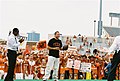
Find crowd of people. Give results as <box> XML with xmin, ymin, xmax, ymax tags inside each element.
<box><xmin>0</xmin><ymin>35</ymin><xmax>120</xmax><ymax>80</ymax></box>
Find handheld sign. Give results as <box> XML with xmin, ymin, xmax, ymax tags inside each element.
<box><xmin>80</xmin><ymin>63</ymin><xmax>91</xmax><ymax>72</ymax></box>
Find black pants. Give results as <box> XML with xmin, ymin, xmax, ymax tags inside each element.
<box><xmin>107</xmin><ymin>51</ymin><xmax>120</xmax><ymax>81</ymax></box>
<box><xmin>4</xmin><ymin>49</ymin><xmax>17</xmax><ymax>81</ymax></box>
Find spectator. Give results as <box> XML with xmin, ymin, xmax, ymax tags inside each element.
<box><xmin>104</xmin><ymin>58</ymin><xmax>113</xmax><ymax>78</ymax></box>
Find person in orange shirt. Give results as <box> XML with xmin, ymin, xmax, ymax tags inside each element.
<box><xmin>81</xmin><ymin>55</ymin><xmax>88</xmax><ymax>63</ymax></box>
<box><xmin>23</xmin><ymin>55</ymin><xmax>29</xmax><ymax>79</ymax></box>
<box><xmin>3</xmin><ymin>56</ymin><xmax>8</xmax><ymax>79</ymax></box>
<box><xmin>0</xmin><ymin>56</ymin><xmax>4</xmax><ymax>79</ymax></box>
<box><xmin>28</xmin><ymin>54</ymin><xmax>36</xmax><ymax>79</ymax></box>
<box><xmin>16</xmin><ymin>55</ymin><xmax>24</xmax><ymax>73</ymax></box>
<box><xmin>91</xmin><ymin>62</ymin><xmax>97</xmax><ymax>79</ymax></box>
<box><xmin>0</xmin><ymin>51</ymin><xmax>3</xmax><ymax>58</ymax></box>
<box><xmin>95</xmin><ymin>57</ymin><xmax>104</xmax><ymax>79</ymax></box>
<box><xmin>40</xmin><ymin>58</ymin><xmax>47</xmax><ymax>79</ymax></box>
<box><xmin>15</xmin><ymin>55</ymin><xmax>24</xmax><ymax>79</ymax></box>
<box><xmin>88</xmin><ymin>55</ymin><xmax>96</xmax><ymax>63</ymax></box>
<box><xmin>99</xmin><ymin>60</ymin><xmax>105</xmax><ymax>79</ymax></box>
<box><xmin>59</xmin><ymin>52</ymin><xmax>68</xmax><ymax>79</ymax></box>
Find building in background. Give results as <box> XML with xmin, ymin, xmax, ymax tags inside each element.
<box><xmin>103</xmin><ymin>26</ymin><xmax>120</xmax><ymax>37</ymax></box>
<box><xmin>27</xmin><ymin>31</ymin><xmax>40</xmax><ymax>42</ymax></box>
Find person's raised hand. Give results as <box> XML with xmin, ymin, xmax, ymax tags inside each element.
<box><xmin>19</xmin><ymin>38</ymin><xmax>24</xmax><ymax>43</ymax></box>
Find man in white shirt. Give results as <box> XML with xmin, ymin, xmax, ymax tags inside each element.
<box><xmin>107</xmin><ymin>36</ymin><xmax>120</xmax><ymax>81</ymax></box>
<box><xmin>4</xmin><ymin>28</ymin><xmax>24</xmax><ymax>81</ymax></box>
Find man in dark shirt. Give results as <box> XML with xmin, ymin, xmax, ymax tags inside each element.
<box><xmin>43</xmin><ymin>31</ymin><xmax>62</xmax><ymax>81</ymax></box>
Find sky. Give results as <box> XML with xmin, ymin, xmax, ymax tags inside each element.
<box><xmin>0</xmin><ymin>0</ymin><xmax>120</xmax><ymax>40</ymax></box>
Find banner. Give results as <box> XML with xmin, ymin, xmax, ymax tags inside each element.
<box><xmin>68</xmin><ymin>46</ymin><xmax>77</xmax><ymax>51</ymax></box>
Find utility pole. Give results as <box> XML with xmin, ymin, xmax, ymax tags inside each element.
<box><xmin>94</xmin><ymin>20</ymin><xmax>96</xmax><ymax>37</ymax></box>
<box><xmin>98</xmin><ymin>0</ymin><xmax>103</xmax><ymax>38</ymax></box>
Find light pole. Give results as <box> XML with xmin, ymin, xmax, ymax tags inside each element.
<box><xmin>98</xmin><ymin>0</ymin><xmax>103</xmax><ymax>38</ymax></box>
<box><xmin>94</xmin><ymin>20</ymin><xmax>96</xmax><ymax>37</ymax></box>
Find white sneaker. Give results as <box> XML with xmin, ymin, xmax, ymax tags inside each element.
<box><xmin>54</xmin><ymin>80</ymin><xmax>59</xmax><ymax>81</ymax></box>
<box><xmin>43</xmin><ymin>79</ymin><xmax>47</xmax><ymax>81</ymax></box>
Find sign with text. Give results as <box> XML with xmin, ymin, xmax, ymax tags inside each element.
<box><xmin>66</xmin><ymin>59</ymin><xmax>81</xmax><ymax>70</ymax></box>
<box><xmin>66</xmin><ymin>58</ymin><xmax>73</xmax><ymax>68</ymax></box>
<box><xmin>80</xmin><ymin>63</ymin><xmax>91</xmax><ymax>72</ymax></box>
